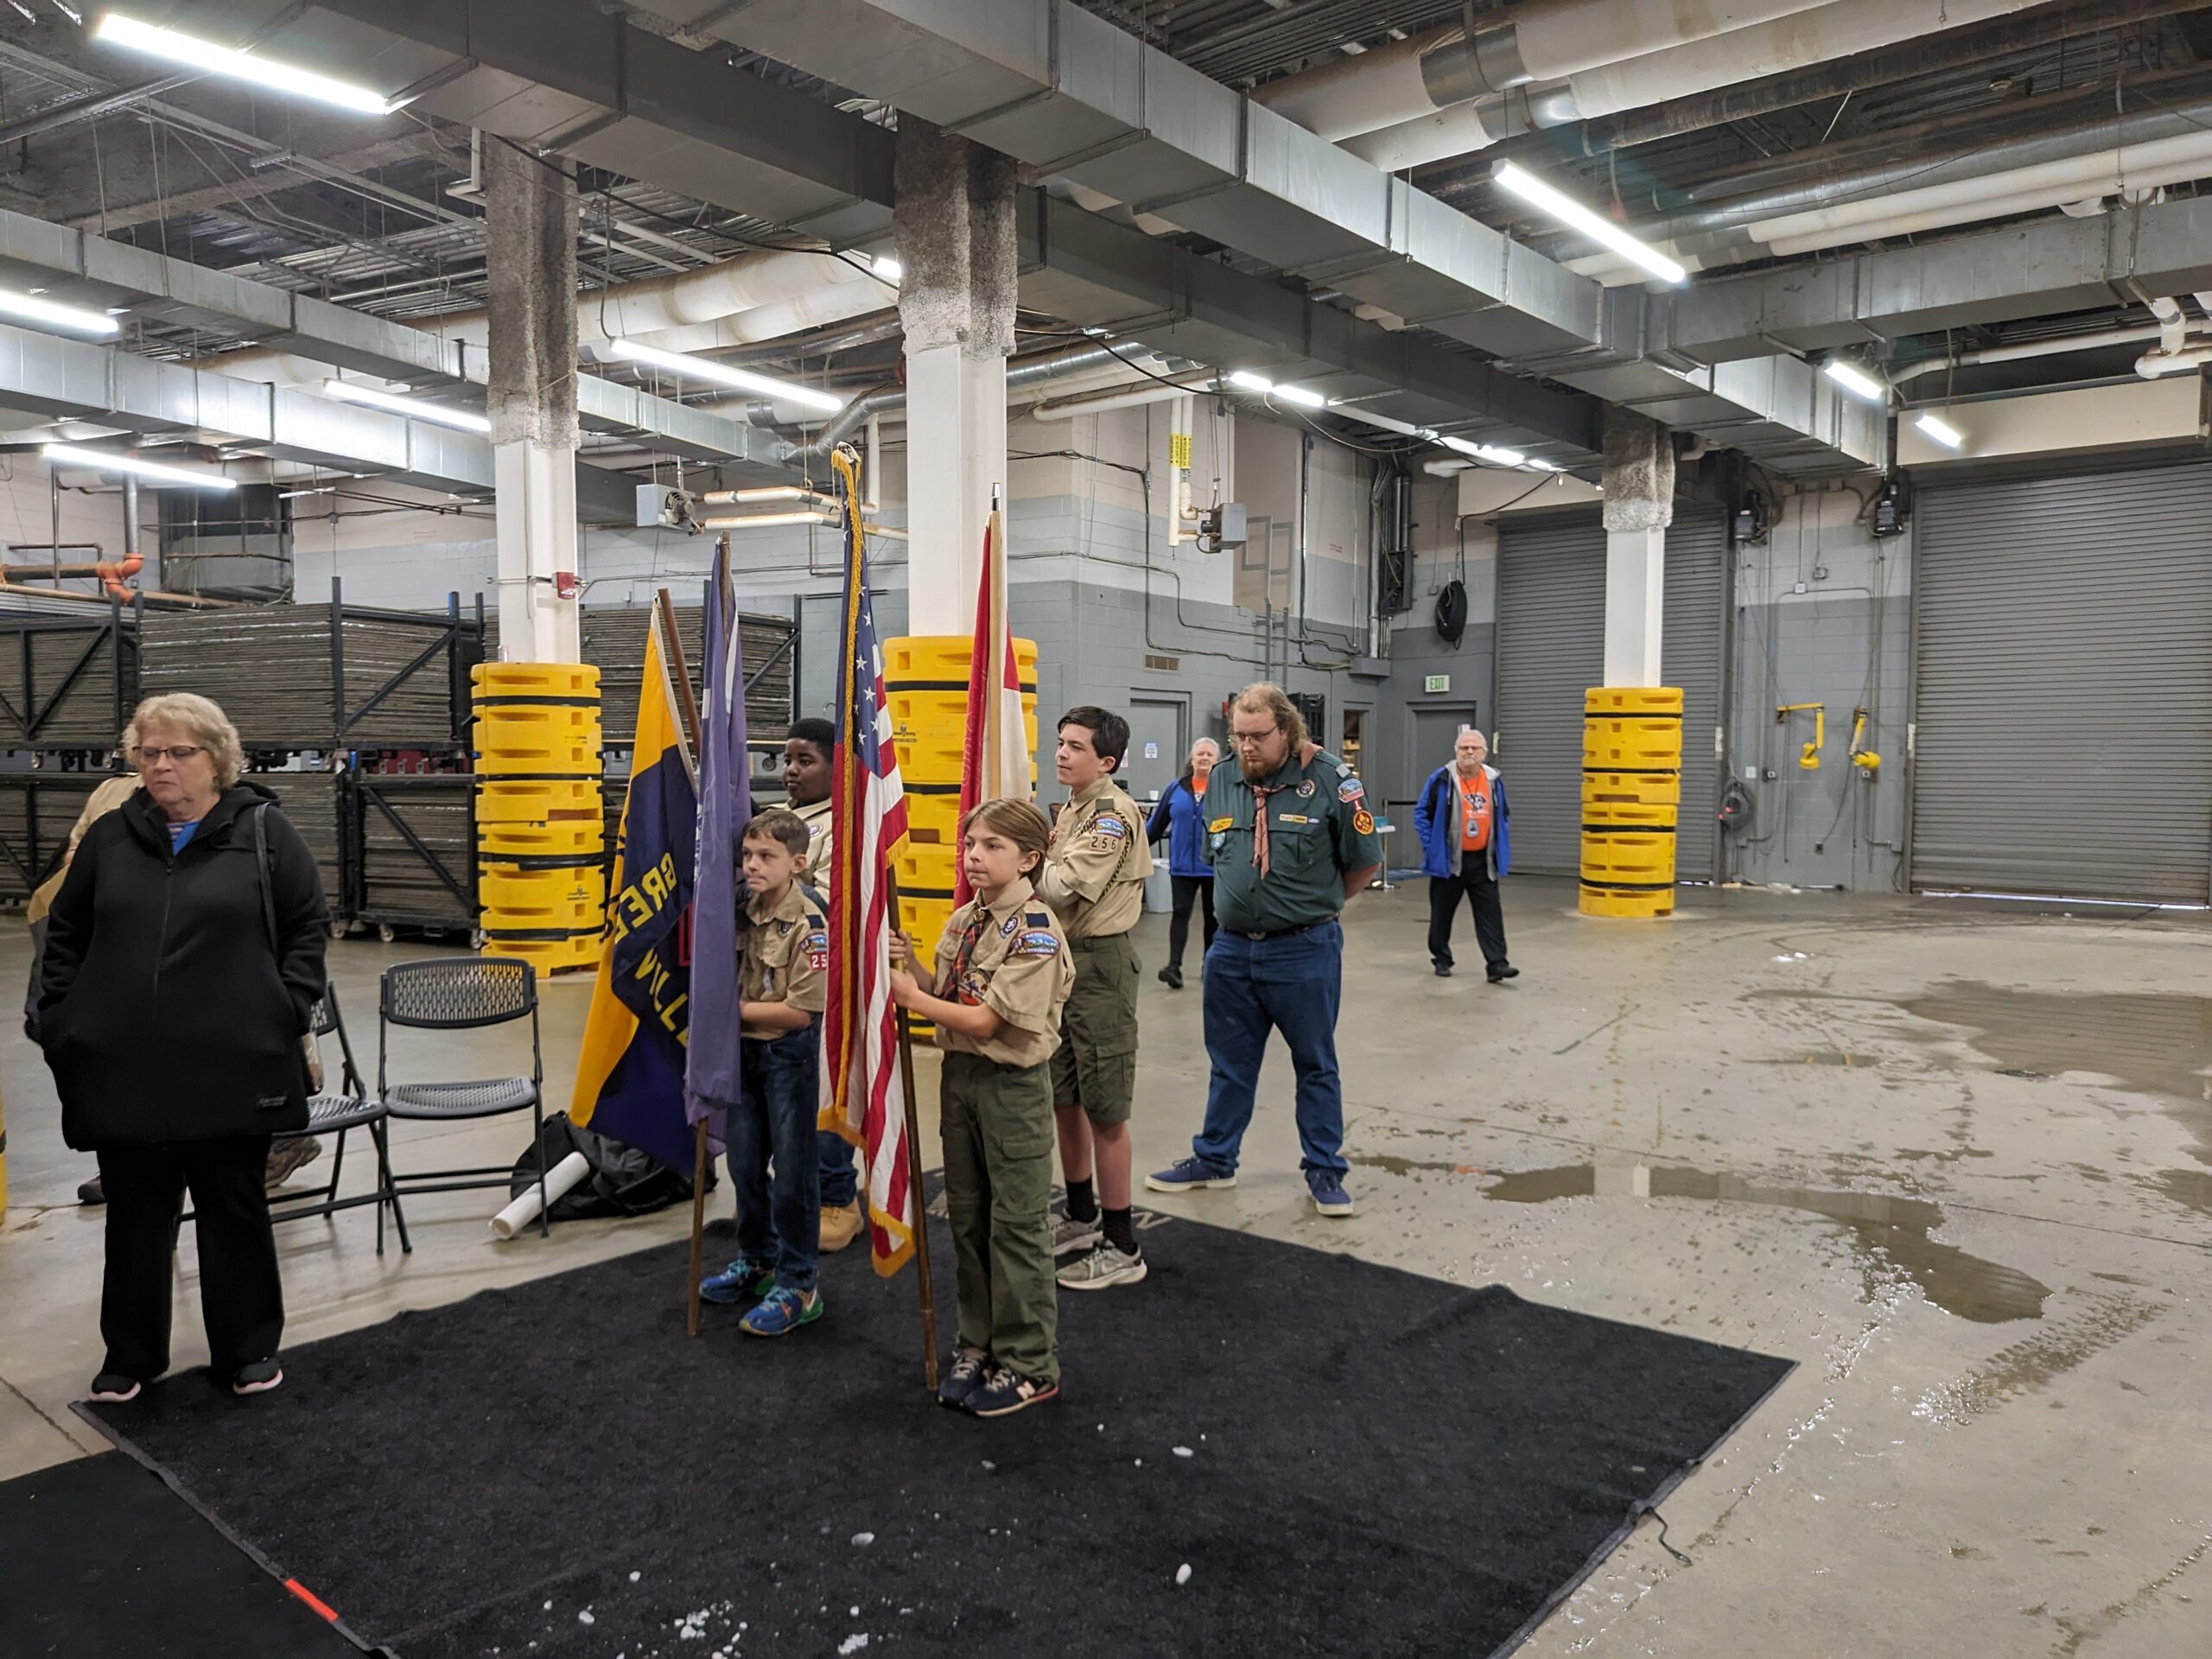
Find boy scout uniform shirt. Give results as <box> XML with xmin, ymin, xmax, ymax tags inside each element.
<box><xmin>930</xmin><ymin>874</ymin><xmax>1076</xmax><ymax>1070</ymax></box>
<box><xmin>1202</xmin><ymin>745</ymin><xmax>1384</xmax><ymax>934</ymax></box>
<box><xmin>791</xmin><ymin>797</ymin><xmax>833</xmax><ymax>893</ymax></box>
<box><xmin>1033</xmin><ymin>775</ymin><xmax>1147</xmax><ymax>940</ymax></box>
<box><xmin>740</xmin><ymin>881</ymin><xmax>829</xmax><ymax>1038</ymax></box>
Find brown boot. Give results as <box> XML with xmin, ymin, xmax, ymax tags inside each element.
<box><xmin>817</xmin><ymin>1198</ymin><xmax>865</xmax><ymax>1253</ymax></box>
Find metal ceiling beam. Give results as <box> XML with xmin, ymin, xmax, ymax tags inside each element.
<box><xmin>1662</xmin><ymin>195</ymin><xmax>2212</xmax><ymax>364</ymax></box>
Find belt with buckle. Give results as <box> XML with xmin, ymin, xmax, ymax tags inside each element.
<box><xmin>1236</xmin><ymin>916</ymin><xmax>1337</xmax><ymax>941</ymax></box>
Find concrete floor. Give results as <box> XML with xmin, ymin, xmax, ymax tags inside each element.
<box><xmin>3</xmin><ymin>878</ymin><xmax>2208</xmax><ymax>1656</ymax></box>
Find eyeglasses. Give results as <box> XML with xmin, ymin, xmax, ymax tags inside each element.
<box><xmin>1228</xmin><ymin>728</ymin><xmax>1280</xmax><ymax>748</ymax></box>
<box><xmin>134</xmin><ymin>745</ymin><xmax>205</xmax><ymax>764</ymax></box>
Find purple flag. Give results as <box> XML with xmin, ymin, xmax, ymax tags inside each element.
<box><xmin>683</xmin><ymin>546</ymin><xmax>747</xmax><ymax>1140</ymax></box>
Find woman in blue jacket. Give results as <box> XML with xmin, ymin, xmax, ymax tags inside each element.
<box><xmin>1144</xmin><ymin>736</ymin><xmax>1220</xmax><ymax>989</ymax></box>
<box><xmin>1412</xmin><ymin>728</ymin><xmax>1517</xmax><ymax>982</ymax></box>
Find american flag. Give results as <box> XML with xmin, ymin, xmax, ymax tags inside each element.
<box><xmin>820</xmin><ymin>448</ymin><xmax>915</xmax><ymax>1277</ymax></box>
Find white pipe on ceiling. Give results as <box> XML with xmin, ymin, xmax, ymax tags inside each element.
<box><xmin>1344</xmin><ymin>0</ymin><xmax>2045</xmax><ymax>173</ymax></box>
<box><xmin>1253</xmin><ymin>0</ymin><xmax>1840</xmax><ymax>143</ymax></box>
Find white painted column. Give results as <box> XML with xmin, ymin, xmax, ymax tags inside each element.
<box><xmin>904</xmin><ymin>340</ymin><xmax>988</xmax><ymax>632</ymax></box>
<box><xmin>1599</xmin><ymin>409</ymin><xmax>1675</xmax><ymax>687</ymax></box>
<box><xmin>485</xmin><ymin>136</ymin><xmax>582</xmax><ymax>662</ymax></box>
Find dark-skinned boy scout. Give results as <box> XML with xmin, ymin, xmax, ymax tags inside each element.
<box><xmin>1145</xmin><ymin>683</ymin><xmax>1381</xmax><ymax>1217</ymax></box>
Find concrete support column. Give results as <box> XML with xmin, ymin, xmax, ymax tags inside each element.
<box><xmin>486</xmin><ymin>137</ymin><xmax>581</xmax><ymax>663</ymax></box>
<box><xmin>895</xmin><ymin>121</ymin><xmax>1015</xmax><ymax>634</ymax></box>
<box><xmin>1600</xmin><ymin>410</ymin><xmax>1675</xmax><ymax>687</ymax></box>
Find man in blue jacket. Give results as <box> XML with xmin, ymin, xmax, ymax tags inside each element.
<box><xmin>1414</xmin><ymin>728</ymin><xmax>1518</xmax><ymax>982</ymax></box>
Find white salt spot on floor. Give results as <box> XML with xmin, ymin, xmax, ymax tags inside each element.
<box><xmin>838</xmin><ymin>1636</ymin><xmax>870</xmax><ymax>1656</ymax></box>
<box><xmin>1176</xmin><ymin>1564</ymin><xmax>1193</xmax><ymax>1586</ymax></box>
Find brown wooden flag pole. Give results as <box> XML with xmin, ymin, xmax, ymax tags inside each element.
<box><xmin>655</xmin><ymin>582</ymin><xmax>713</xmax><ymax>1338</ymax></box>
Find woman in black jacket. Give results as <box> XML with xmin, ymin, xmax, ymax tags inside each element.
<box><xmin>38</xmin><ymin>692</ymin><xmax>328</xmax><ymax>1402</ymax></box>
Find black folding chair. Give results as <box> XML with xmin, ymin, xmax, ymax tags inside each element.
<box><xmin>188</xmin><ymin>984</ymin><xmax>411</xmax><ymax>1255</ymax></box>
<box><xmin>378</xmin><ymin>957</ymin><xmax>548</xmax><ymax>1236</ymax></box>
<box><xmin>268</xmin><ymin>985</ymin><xmax>411</xmax><ymax>1255</ymax></box>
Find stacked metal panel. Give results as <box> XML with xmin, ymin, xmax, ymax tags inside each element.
<box><xmin>480</xmin><ymin>605</ymin><xmax>795</xmax><ymax>743</ymax></box>
<box><xmin>252</xmin><ymin>770</ymin><xmax>345</xmax><ymax>912</ymax></box>
<box><xmin>0</xmin><ymin>615</ymin><xmax>139</xmax><ymax>751</ymax></box>
<box><xmin>0</xmin><ymin>772</ymin><xmax>105</xmax><ymax>903</ymax></box>
<box><xmin>356</xmin><ymin>772</ymin><xmax>476</xmax><ymax>931</ymax></box>
<box><xmin>139</xmin><ymin>604</ymin><xmax>462</xmax><ymax>748</ymax></box>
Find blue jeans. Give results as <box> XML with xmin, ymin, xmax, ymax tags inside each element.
<box><xmin>817</xmin><ymin>1128</ymin><xmax>859</xmax><ymax>1209</ymax></box>
<box><xmin>728</xmin><ymin>1022</ymin><xmax>822</xmax><ymax>1293</ymax></box>
<box><xmin>1192</xmin><ymin>921</ymin><xmax>1347</xmax><ymax>1177</ymax></box>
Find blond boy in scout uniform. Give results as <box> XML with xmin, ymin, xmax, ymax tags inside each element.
<box><xmin>890</xmin><ymin>798</ymin><xmax>1074</xmax><ymax>1419</ymax></box>
<box><xmin>1033</xmin><ymin>706</ymin><xmax>1152</xmax><ymax>1291</ymax></box>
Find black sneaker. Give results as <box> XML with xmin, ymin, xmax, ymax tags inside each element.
<box><xmin>1158</xmin><ymin>964</ymin><xmax>1184</xmax><ymax>989</ymax></box>
<box><xmin>1433</xmin><ymin>962</ymin><xmax>1452</xmax><ymax>978</ymax></box>
<box><xmin>1487</xmin><ymin>963</ymin><xmax>1520</xmax><ymax>983</ymax></box>
<box><xmin>969</xmin><ymin>1366</ymin><xmax>1059</xmax><ymax>1418</ymax></box>
<box><xmin>938</xmin><ymin>1348</ymin><xmax>990</xmax><ymax>1412</ymax></box>
<box><xmin>230</xmin><ymin>1358</ymin><xmax>283</xmax><ymax>1396</ymax></box>
<box><xmin>87</xmin><ymin>1372</ymin><xmax>141</xmax><ymax>1403</ymax></box>
<box><xmin>77</xmin><ymin>1176</ymin><xmax>105</xmax><ymax>1205</ymax></box>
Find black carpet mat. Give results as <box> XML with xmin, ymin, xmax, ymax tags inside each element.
<box><xmin>79</xmin><ymin>1208</ymin><xmax>1791</xmax><ymax>1659</ymax></box>
<box><xmin>0</xmin><ymin>1451</ymin><xmax>359</xmax><ymax>1658</ymax></box>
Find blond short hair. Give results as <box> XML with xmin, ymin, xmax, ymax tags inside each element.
<box><xmin>124</xmin><ymin>693</ymin><xmax>245</xmax><ymax>787</ymax></box>
<box><xmin>1230</xmin><ymin>682</ymin><xmax>1307</xmax><ymax>752</ymax></box>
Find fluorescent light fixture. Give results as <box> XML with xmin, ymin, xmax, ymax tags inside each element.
<box><xmin>1821</xmin><ymin>358</ymin><xmax>1889</xmax><ymax>403</ymax></box>
<box><xmin>277</xmin><ymin>486</ymin><xmax>336</xmax><ymax>499</ymax></box>
<box><xmin>702</xmin><ymin>486</ymin><xmax>834</xmax><ymax>506</ymax></box>
<box><xmin>1225</xmin><ymin>368</ymin><xmax>1323</xmax><ymax>407</ymax></box>
<box><xmin>0</xmin><ymin>286</ymin><xmax>120</xmax><ymax>336</ymax></box>
<box><xmin>320</xmin><ymin>378</ymin><xmax>492</xmax><ymax>432</ymax></box>
<box><xmin>1914</xmin><ymin>412</ymin><xmax>1964</xmax><ymax>450</ymax></box>
<box><xmin>1523</xmin><ymin>457</ymin><xmax>1562</xmax><ymax>472</ymax></box>
<box><xmin>871</xmin><ymin>256</ymin><xmax>902</xmax><ymax>283</ymax></box>
<box><xmin>1440</xmin><ymin>435</ymin><xmax>1527</xmax><ymax>467</ymax></box>
<box><xmin>1492</xmin><ymin>161</ymin><xmax>1687</xmax><ymax>286</ymax></box>
<box><xmin>606</xmin><ymin>339</ymin><xmax>845</xmax><ymax>414</ymax></box>
<box><xmin>94</xmin><ymin>13</ymin><xmax>396</xmax><ymax>116</ymax></box>
<box><xmin>698</xmin><ymin>510</ymin><xmax>839</xmax><ymax>530</ymax></box>
<box><xmin>43</xmin><ymin>443</ymin><xmax>236</xmax><ymax>490</ymax></box>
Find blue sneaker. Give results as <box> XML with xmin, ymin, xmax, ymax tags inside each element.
<box><xmin>1306</xmin><ymin>1169</ymin><xmax>1356</xmax><ymax>1217</ymax></box>
<box><xmin>740</xmin><ymin>1285</ymin><xmax>824</xmax><ymax>1338</ymax></box>
<box><xmin>938</xmin><ymin>1347</ymin><xmax>990</xmax><ymax>1411</ymax></box>
<box><xmin>1144</xmin><ymin>1156</ymin><xmax>1236</xmax><ymax>1194</ymax></box>
<box><xmin>699</xmin><ymin>1255</ymin><xmax>773</xmax><ymax>1306</ymax></box>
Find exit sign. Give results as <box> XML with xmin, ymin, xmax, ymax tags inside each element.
<box><xmin>1424</xmin><ymin>674</ymin><xmax>1451</xmax><ymax>693</ymax></box>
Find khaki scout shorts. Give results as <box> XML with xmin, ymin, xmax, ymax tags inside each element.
<box><xmin>1049</xmin><ymin>931</ymin><xmax>1140</xmax><ymax>1126</ymax></box>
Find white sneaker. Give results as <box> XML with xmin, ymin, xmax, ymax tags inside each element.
<box><xmin>1057</xmin><ymin>1241</ymin><xmax>1148</xmax><ymax>1291</ymax></box>
<box><xmin>1052</xmin><ymin>1212</ymin><xmax>1104</xmax><ymax>1256</ymax></box>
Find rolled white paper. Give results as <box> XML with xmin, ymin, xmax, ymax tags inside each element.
<box><xmin>490</xmin><ymin>1150</ymin><xmax>592</xmax><ymax>1238</ymax></box>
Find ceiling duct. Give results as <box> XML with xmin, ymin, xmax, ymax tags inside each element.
<box><xmin>1253</xmin><ymin>0</ymin><xmax>1840</xmax><ymax>143</ymax></box>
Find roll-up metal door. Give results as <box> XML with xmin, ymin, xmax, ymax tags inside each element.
<box><xmin>1664</xmin><ymin>512</ymin><xmax>1727</xmax><ymax>880</ymax></box>
<box><xmin>1497</xmin><ymin>518</ymin><xmax>1605</xmax><ymax>874</ymax></box>
<box><xmin>1911</xmin><ymin>463</ymin><xmax>2212</xmax><ymax>903</ymax></box>
<box><xmin>1496</xmin><ymin>512</ymin><xmax>1729</xmax><ymax>878</ymax></box>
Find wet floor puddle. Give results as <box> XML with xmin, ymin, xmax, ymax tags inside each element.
<box><xmin>1903</xmin><ymin>982</ymin><xmax>2212</xmax><ymax>1110</ymax></box>
<box><xmin>1482</xmin><ymin>1163</ymin><xmax>2050</xmax><ymax>1323</ymax></box>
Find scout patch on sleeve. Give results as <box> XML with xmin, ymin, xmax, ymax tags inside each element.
<box><xmin>1353</xmin><ymin>808</ymin><xmax>1376</xmax><ymax>835</ymax></box>
<box><xmin>1093</xmin><ymin>815</ymin><xmax>1128</xmax><ymax>840</ymax></box>
<box><xmin>1208</xmin><ymin>817</ymin><xmax>1233</xmax><ymax>833</ymax></box>
<box><xmin>1338</xmin><ymin>776</ymin><xmax>1365</xmax><ymax>803</ymax></box>
<box><xmin>1018</xmin><ymin>930</ymin><xmax>1062</xmax><ymax>957</ymax></box>
<box><xmin>805</xmin><ymin>929</ymin><xmax>830</xmax><ymax>971</ymax></box>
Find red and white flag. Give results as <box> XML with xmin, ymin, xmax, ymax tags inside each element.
<box><xmin>820</xmin><ymin>448</ymin><xmax>916</xmax><ymax>1277</ymax></box>
<box><xmin>954</xmin><ymin>504</ymin><xmax>1031</xmax><ymax>904</ymax></box>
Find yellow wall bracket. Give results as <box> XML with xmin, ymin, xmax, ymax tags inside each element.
<box><xmin>1777</xmin><ymin>702</ymin><xmax>1825</xmax><ymax>770</ymax></box>
<box><xmin>1848</xmin><ymin>707</ymin><xmax>1882</xmax><ymax>771</ymax></box>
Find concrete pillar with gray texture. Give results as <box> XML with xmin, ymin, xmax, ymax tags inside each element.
<box><xmin>895</xmin><ymin>121</ymin><xmax>1015</xmax><ymax>634</ymax></box>
<box><xmin>1601</xmin><ymin>408</ymin><xmax>1675</xmax><ymax>687</ymax></box>
<box><xmin>486</xmin><ymin>137</ymin><xmax>582</xmax><ymax>663</ymax></box>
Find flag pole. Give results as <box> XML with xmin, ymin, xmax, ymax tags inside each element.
<box><xmin>885</xmin><ymin>870</ymin><xmax>941</xmax><ymax>1391</ymax></box>
<box><xmin>656</xmin><ymin>581</ymin><xmax>712</xmax><ymax>1338</ymax></box>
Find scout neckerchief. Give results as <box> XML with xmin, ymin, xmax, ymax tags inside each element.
<box><xmin>1249</xmin><ymin>741</ymin><xmax>1322</xmax><ymax>878</ymax></box>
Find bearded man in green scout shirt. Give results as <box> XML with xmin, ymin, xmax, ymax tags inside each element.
<box><xmin>1145</xmin><ymin>682</ymin><xmax>1382</xmax><ymax>1217</ymax></box>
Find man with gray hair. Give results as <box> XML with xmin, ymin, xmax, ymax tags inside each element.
<box><xmin>1413</xmin><ymin>727</ymin><xmax>1516</xmax><ymax>982</ymax></box>
<box><xmin>1146</xmin><ymin>683</ymin><xmax>1382</xmax><ymax>1217</ymax></box>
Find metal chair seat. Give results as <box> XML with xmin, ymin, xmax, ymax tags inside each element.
<box><xmin>385</xmin><ymin>1077</ymin><xmax>537</xmax><ymax>1118</ymax></box>
<box><xmin>300</xmin><ymin>1092</ymin><xmax>387</xmax><ymax>1135</ymax></box>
